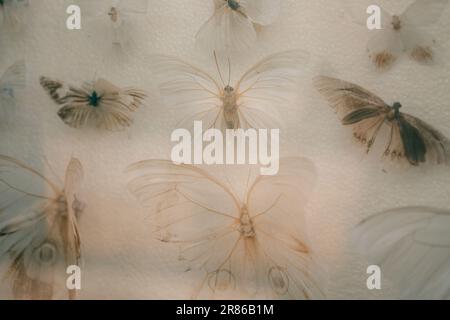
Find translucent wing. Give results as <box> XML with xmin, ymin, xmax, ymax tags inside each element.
<box><xmin>0</xmin><ymin>60</ymin><xmax>26</xmax><ymax>108</ymax></box>
<box><xmin>117</xmin><ymin>0</ymin><xmax>148</xmax><ymax>14</ymax></box>
<box><xmin>400</xmin><ymin>26</ymin><xmax>437</xmax><ymax>64</ymax></box>
<box><xmin>315</xmin><ymin>76</ymin><xmax>391</xmax><ymax>153</ymax></box>
<box><xmin>401</xmin><ymin>0</ymin><xmax>448</xmax><ymax>27</ymax></box>
<box><xmin>243</xmin><ymin>158</ymin><xmax>324</xmax><ymax>299</ymax></box>
<box><xmin>353</xmin><ymin>207</ymin><xmax>450</xmax><ymax>299</ymax></box>
<box><xmin>0</xmin><ymin>0</ymin><xmax>28</xmax><ymax>29</ymax></box>
<box><xmin>367</xmin><ymin>28</ymin><xmax>404</xmax><ymax>70</ymax></box>
<box><xmin>239</xmin><ymin>0</ymin><xmax>281</xmax><ymax>26</ymax></box>
<box><xmin>0</xmin><ymin>156</ymin><xmax>83</xmax><ymax>299</ymax></box>
<box><xmin>397</xmin><ymin>113</ymin><xmax>450</xmax><ymax>165</ymax></box>
<box><xmin>235</xmin><ymin>50</ymin><xmax>309</xmax><ymax>129</ymax></box>
<box><xmin>343</xmin><ymin>1</ymin><xmax>392</xmax><ymax>27</ymax></box>
<box><xmin>196</xmin><ymin>4</ymin><xmax>257</xmax><ymax>53</ymax></box>
<box><xmin>149</xmin><ymin>55</ymin><xmax>223</xmax><ymax>130</ymax></box>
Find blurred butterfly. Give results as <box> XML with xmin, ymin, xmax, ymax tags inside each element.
<box><xmin>1</xmin><ymin>60</ymin><xmax>25</xmax><ymax>113</ymax></box>
<box><xmin>150</xmin><ymin>50</ymin><xmax>308</xmax><ymax>131</ymax></box>
<box><xmin>80</xmin><ymin>0</ymin><xmax>148</xmax><ymax>46</ymax></box>
<box><xmin>0</xmin><ymin>0</ymin><xmax>28</xmax><ymax>30</ymax></box>
<box><xmin>196</xmin><ymin>0</ymin><xmax>281</xmax><ymax>53</ymax></box>
<box><xmin>127</xmin><ymin>158</ymin><xmax>325</xmax><ymax>299</ymax></box>
<box><xmin>40</xmin><ymin>77</ymin><xmax>146</xmax><ymax>131</ymax></box>
<box><xmin>353</xmin><ymin>206</ymin><xmax>450</xmax><ymax>299</ymax></box>
<box><xmin>315</xmin><ymin>76</ymin><xmax>450</xmax><ymax>166</ymax></box>
<box><xmin>350</xmin><ymin>0</ymin><xmax>448</xmax><ymax>69</ymax></box>
<box><xmin>0</xmin><ymin>155</ymin><xmax>84</xmax><ymax>300</ymax></box>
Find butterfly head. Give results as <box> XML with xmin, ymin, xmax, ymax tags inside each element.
<box><xmin>392</xmin><ymin>15</ymin><xmax>402</xmax><ymax>31</ymax></box>
<box><xmin>88</xmin><ymin>91</ymin><xmax>102</xmax><ymax>107</ymax></box>
<box><xmin>108</xmin><ymin>7</ymin><xmax>118</xmax><ymax>23</ymax></box>
<box><xmin>389</xmin><ymin>102</ymin><xmax>402</xmax><ymax>119</ymax></box>
<box><xmin>226</xmin><ymin>0</ymin><xmax>240</xmax><ymax>11</ymax></box>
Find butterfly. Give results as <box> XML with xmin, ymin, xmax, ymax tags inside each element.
<box><xmin>196</xmin><ymin>0</ymin><xmax>281</xmax><ymax>53</ymax></box>
<box><xmin>80</xmin><ymin>0</ymin><xmax>148</xmax><ymax>46</ymax></box>
<box><xmin>353</xmin><ymin>206</ymin><xmax>450</xmax><ymax>299</ymax></box>
<box><xmin>40</xmin><ymin>77</ymin><xmax>146</xmax><ymax>131</ymax></box>
<box><xmin>150</xmin><ymin>50</ymin><xmax>308</xmax><ymax>131</ymax></box>
<box><xmin>1</xmin><ymin>60</ymin><xmax>25</xmax><ymax>113</ymax></box>
<box><xmin>0</xmin><ymin>0</ymin><xmax>28</xmax><ymax>30</ymax></box>
<box><xmin>127</xmin><ymin>158</ymin><xmax>325</xmax><ymax>299</ymax></box>
<box><xmin>0</xmin><ymin>155</ymin><xmax>84</xmax><ymax>300</ymax></box>
<box><xmin>351</xmin><ymin>0</ymin><xmax>448</xmax><ymax>69</ymax></box>
<box><xmin>315</xmin><ymin>76</ymin><xmax>450</xmax><ymax>167</ymax></box>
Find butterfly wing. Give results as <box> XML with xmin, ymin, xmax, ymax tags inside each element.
<box><xmin>0</xmin><ymin>0</ymin><xmax>28</xmax><ymax>29</ymax></box>
<box><xmin>239</xmin><ymin>0</ymin><xmax>281</xmax><ymax>26</ymax></box>
<box><xmin>367</xmin><ymin>28</ymin><xmax>404</xmax><ymax>70</ymax></box>
<box><xmin>0</xmin><ymin>156</ymin><xmax>82</xmax><ymax>299</ymax></box>
<box><xmin>117</xmin><ymin>0</ymin><xmax>148</xmax><ymax>14</ymax></box>
<box><xmin>401</xmin><ymin>0</ymin><xmax>448</xmax><ymax>27</ymax></box>
<box><xmin>149</xmin><ymin>55</ymin><xmax>224</xmax><ymax>130</ymax></box>
<box><xmin>315</xmin><ymin>76</ymin><xmax>391</xmax><ymax>152</ymax></box>
<box><xmin>0</xmin><ymin>60</ymin><xmax>25</xmax><ymax>109</ymax></box>
<box><xmin>243</xmin><ymin>158</ymin><xmax>324</xmax><ymax>299</ymax></box>
<box><xmin>196</xmin><ymin>3</ymin><xmax>256</xmax><ymax>53</ymax></box>
<box><xmin>353</xmin><ymin>207</ymin><xmax>450</xmax><ymax>299</ymax></box>
<box><xmin>235</xmin><ymin>50</ymin><xmax>309</xmax><ymax>129</ymax></box>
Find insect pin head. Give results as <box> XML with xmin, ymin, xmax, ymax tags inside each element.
<box><xmin>88</xmin><ymin>90</ymin><xmax>101</xmax><ymax>107</ymax></box>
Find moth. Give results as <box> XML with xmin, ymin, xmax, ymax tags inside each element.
<box><xmin>0</xmin><ymin>0</ymin><xmax>28</xmax><ymax>30</ymax></box>
<box><xmin>127</xmin><ymin>158</ymin><xmax>325</xmax><ymax>299</ymax></box>
<box><xmin>150</xmin><ymin>50</ymin><xmax>308</xmax><ymax>131</ymax></box>
<box><xmin>353</xmin><ymin>206</ymin><xmax>450</xmax><ymax>299</ymax></box>
<box><xmin>196</xmin><ymin>0</ymin><xmax>281</xmax><ymax>53</ymax></box>
<box><xmin>0</xmin><ymin>155</ymin><xmax>84</xmax><ymax>300</ymax></box>
<box><xmin>0</xmin><ymin>60</ymin><xmax>26</xmax><ymax>113</ymax></box>
<box><xmin>352</xmin><ymin>0</ymin><xmax>448</xmax><ymax>69</ymax></box>
<box><xmin>315</xmin><ymin>76</ymin><xmax>450</xmax><ymax>166</ymax></box>
<box><xmin>40</xmin><ymin>77</ymin><xmax>146</xmax><ymax>131</ymax></box>
<box><xmin>80</xmin><ymin>0</ymin><xmax>148</xmax><ymax>46</ymax></box>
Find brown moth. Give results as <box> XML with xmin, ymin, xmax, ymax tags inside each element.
<box><xmin>315</xmin><ymin>76</ymin><xmax>450</xmax><ymax>166</ymax></box>
<box><xmin>40</xmin><ymin>77</ymin><xmax>146</xmax><ymax>131</ymax></box>
<box><xmin>0</xmin><ymin>156</ymin><xmax>84</xmax><ymax>299</ymax></box>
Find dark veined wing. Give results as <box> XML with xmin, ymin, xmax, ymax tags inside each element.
<box><xmin>353</xmin><ymin>207</ymin><xmax>450</xmax><ymax>299</ymax></box>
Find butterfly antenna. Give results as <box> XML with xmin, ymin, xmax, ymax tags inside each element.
<box><xmin>214</xmin><ymin>51</ymin><xmax>226</xmax><ymax>87</ymax></box>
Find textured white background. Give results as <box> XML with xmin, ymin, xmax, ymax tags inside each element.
<box><xmin>0</xmin><ymin>0</ymin><xmax>449</xmax><ymax>299</ymax></box>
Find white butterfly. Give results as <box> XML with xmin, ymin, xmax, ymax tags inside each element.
<box><xmin>0</xmin><ymin>60</ymin><xmax>25</xmax><ymax>113</ymax></box>
<box><xmin>196</xmin><ymin>0</ymin><xmax>281</xmax><ymax>53</ymax></box>
<box><xmin>0</xmin><ymin>0</ymin><xmax>28</xmax><ymax>30</ymax></box>
<box><xmin>40</xmin><ymin>77</ymin><xmax>146</xmax><ymax>131</ymax></box>
<box><xmin>80</xmin><ymin>0</ymin><xmax>148</xmax><ymax>46</ymax></box>
<box><xmin>353</xmin><ymin>207</ymin><xmax>450</xmax><ymax>299</ymax></box>
<box><xmin>0</xmin><ymin>156</ymin><xmax>84</xmax><ymax>300</ymax></box>
<box><xmin>127</xmin><ymin>158</ymin><xmax>325</xmax><ymax>299</ymax></box>
<box><xmin>150</xmin><ymin>50</ymin><xmax>308</xmax><ymax>131</ymax></box>
<box><xmin>350</xmin><ymin>0</ymin><xmax>448</xmax><ymax>69</ymax></box>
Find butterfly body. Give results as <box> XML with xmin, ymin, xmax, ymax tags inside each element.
<box><xmin>221</xmin><ymin>85</ymin><xmax>240</xmax><ymax>129</ymax></box>
<box><xmin>316</xmin><ymin>76</ymin><xmax>450</xmax><ymax>166</ymax></box>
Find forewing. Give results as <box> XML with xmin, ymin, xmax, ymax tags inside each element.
<box><xmin>239</xmin><ymin>0</ymin><xmax>281</xmax><ymax>25</ymax></box>
<box><xmin>367</xmin><ymin>29</ymin><xmax>404</xmax><ymax>70</ymax></box>
<box><xmin>401</xmin><ymin>0</ymin><xmax>448</xmax><ymax>27</ymax></box>
<box><xmin>353</xmin><ymin>207</ymin><xmax>450</xmax><ymax>299</ymax></box>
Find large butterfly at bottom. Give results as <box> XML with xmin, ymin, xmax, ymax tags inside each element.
<box><xmin>315</xmin><ymin>76</ymin><xmax>450</xmax><ymax>166</ymax></box>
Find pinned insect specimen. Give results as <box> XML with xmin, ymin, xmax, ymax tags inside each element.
<box><xmin>0</xmin><ymin>60</ymin><xmax>25</xmax><ymax>114</ymax></box>
<box><xmin>196</xmin><ymin>0</ymin><xmax>281</xmax><ymax>53</ymax></box>
<box><xmin>80</xmin><ymin>0</ymin><xmax>148</xmax><ymax>46</ymax></box>
<box><xmin>127</xmin><ymin>158</ymin><xmax>324</xmax><ymax>299</ymax></box>
<box><xmin>0</xmin><ymin>156</ymin><xmax>84</xmax><ymax>300</ymax></box>
<box><xmin>315</xmin><ymin>76</ymin><xmax>450</xmax><ymax>166</ymax></box>
<box><xmin>351</xmin><ymin>0</ymin><xmax>448</xmax><ymax>69</ymax></box>
<box><xmin>353</xmin><ymin>206</ymin><xmax>450</xmax><ymax>299</ymax></box>
<box><xmin>0</xmin><ymin>0</ymin><xmax>28</xmax><ymax>30</ymax></box>
<box><xmin>40</xmin><ymin>77</ymin><xmax>146</xmax><ymax>131</ymax></box>
<box><xmin>150</xmin><ymin>50</ymin><xmax>308</xmax><ymax>131</ymax></box>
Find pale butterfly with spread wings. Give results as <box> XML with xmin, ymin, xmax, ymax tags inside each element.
<box><xmin>40</xmin><ymin>77</ymin><xmax>146</xmax><ymax>131</ymax></box>
<box><xmin>349</xmin><ymin>0</ymin><xmax>448</xmax><ymax>69</ymax></box>
<box><xmin>315</xmin><ymin>76</ymin><xmax>450</xmax><ymax>167</ymax></box>
<box><xmin>0</xmin><ymin>156</ymin><xmax>84</xmax><ymax>300</ymax></box>
<box><xmin>353</xmin><ymin>207</ymin><xmax>450</xmax><ymax>299</ymax></box>
<box><xmin>0</xmin><ymin>0</ymin><xmax>28</xmax><ymax>30</ymax></box>
<box><xmin>127</xmin><ymin>158</ymin><xmax>325</xmax><ymax>299</ymax></box>
<box><xmin>79</xmin><ymin>0</ymin><xmax>148</xmax><ymax>46</ymax></box>
<box><xmin>150</xmin><ymin>50</ymin><xmax>308</xmax><ymax>131</ymax></box>
<box><xmin>196</xmin><ymin>0</ymin><xmax>281</xmax><ymax>53</ymax></box>
<box><xmin>0</xmin><ymin>60</ymin><xmax>26</xmax><ymax>116</ymax></box>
